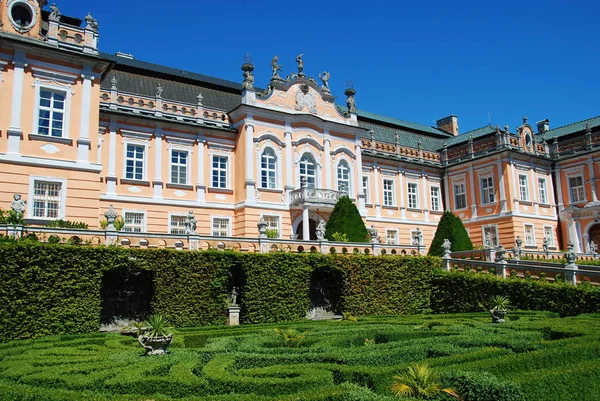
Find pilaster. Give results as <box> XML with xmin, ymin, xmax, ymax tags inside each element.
<box><xmin>284</xmin><ymin>128</ymin><xmax>294</xmax><ymax>202</ymax></box>
<box><xmin>373</xmin><ymin>166</ymin><xmax>381</xmax><ymax>218</ymax></box>
<box><xmin>106</xmin><ymin>121</ymin><xmax>117</xmax><ymax>195</ymax></box>
<box><xmin>355</xmin><ymin>142</ymin><xmax>366</xmax><ymax>214</ymax></box>
<box><xmin>468</xmin><ymin>166</ymin><xmax>477</xmax><ymax>218</ymax></box>
<box><xmin>196</xmin><ymin>135</ymin><xmax>206</xmax><ymax>203</ymax></box>
<box><xmin>422</xmin><ymin>173</ymin><xmax>429</xmax><ymax>221</ymax></box>
<box><xmin>324</xmin><ymin>132</ymin><xmax>332</xmax><ymax>189</ymax></box>
<box><xmin>245</xmin><ymin>122</ymin><xmax>256</xmax><ymax>203</ymax></box>
<box><xmin>7</xmin><ymin>51</ymin><xmax>27</xmax><ymax>155</ymax></box>
<box><xmin>77</xmin><ymin>66</ymin><xmax>94</xmax><ymax>163</ymax></box>
<box><xmin>497</xmin><ymin>160</ymin><xmax>507</xmax><ymax>212</ymax></box>
<box><xmin>153</xmin><ymin>128</ymin><xmax>163</xmax><ymax>199</ymax></box>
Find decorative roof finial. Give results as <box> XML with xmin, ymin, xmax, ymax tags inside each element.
<box><xmin>504</xmin><ymin>124</ymin><xmax>510</xmax><ymax>133</ymax></box>
<box><xmin>49</xmin><ymin>3</ymin><xmax>61</xmax><ymax>22</ymax></box>
<box><xmin>196</xmin><ymin>92</ymin><xmax>203</xmax><ymax>106</ymax></box>
<box><xmin>241</xmin><ymin>56</ymin><xmax>255</xmax><ymax>91</ymax></box>
<box><xmin>296</xmin><ymin>54</ymin><xmax>304</xmax><ymax>77</ymax></box>
<box><xmin>586</xmin><ymin>122</ymin><xmax>592</xmax><ymax>134</ymax></box>
<box><xmin>84</xmin><ymin>12</ymin><xmax>99</xmax><ymax>31</ymax></box>
<box><xmin>155</xmin><ymin>83</ymin><xmax>163</xmax><ymax>98</ymax></box>
<box><xmin>522</xmin><ymin>115</ymin><xmax>528</xmax><ymax>124</ymax></box>
<box><xmin>318</xmin><ymin>71</ymin><xmax>331</xmax><ymax>94</ymax></box>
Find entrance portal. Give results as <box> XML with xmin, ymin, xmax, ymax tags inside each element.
<box><xmin>589</xmin><ymin>223</ymin><xmax>600</xmax><ymax>250</ymax></box>
<box><xmin>295</xmin><ymin>218</ymin><xmax>319</xmax><ymax>240</ymax></box>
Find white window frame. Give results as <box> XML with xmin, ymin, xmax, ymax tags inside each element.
<box><xmin>122</xmin><ymin>209</ymin><xmax>147</xmax><ymax>233</ymax></box>
<box><xmin>383</xmin><ymin>178</ymin><xmax>395</xmax><ymax>206</ymax></box>
<box><xmin>362</xmin><ymin>176</ymin><xmax>370</xmax><ymax>204</ymax></box>
<box><xmin>524</xmin><ymin>223</ymin><xmax>535</xmax><ymax>246</ymax></box>
<box><xmin>568</xmin><ymin>175</ymin><xmax>585</xmax><ymax>203</ymax></box>
<box><xmin>169</xmin><ymin>148</ymin><xmax>190</xmax><ymax>185</ymax></box>
<box><xmin>454</xmin><ymin>182</ymin><xmax>467</xmax><ymax>210</ymax></box>
<box><xmin>336</xmin><ymin>159</ymin><xmax>352</xmax><ymax>196</ymax></box>
<box><xmin>518</xmin><ymin>174</ymin><xmax>530</xmax><ymax>201</ymax></box>
<box><xmin>123</xmin><ymin>141</ymin><xmax>148</xmax><ymax>181</ymax></box>
<box><xmin>430</xmin><ymin>186</ymin><xmax>441</xmax><ymax>211</ymax></box>
<box><xmin>259</xmin><ymin>147</ymin><xmax>279</xmax><ymax>190</ymax></box>
<box><xmin>27</xmin><ymin>176</ymin><xmax>67</xmax><ymax>219</ymax></box>
<box><xmin>261</xmin><ymin>214</ymin><xmax>281</xmax><ymax>238</ymax></box>
<box><xmin>481</xmin><ymin>224</ymin><xmax>499</xmax><ymax>247</ymax></box>
<box><xmin>168</xmin><ymin>213</ymin><xmax>187</xmax><ymax>234</ymax></box>
<box><xmin>407</xmin><ymin>181</ymin><xmax>419</xmax><ymax>209</ymax></box>
<box><xmin>211</xmin><ymin>154</ymin><xmax>230</xmax><ymax>189</ymax></box>
<box><xmin>32</xmin><ymin>83</ymin><xmax>72</xmax><ymax>138</ymax></box>
<box><xmin>211</xmin><ymin>216</ymin><xmax>231</xmax><ymax>237</ymax></box>
<box><xmin>386</xmin><ymin>229</ymin><xmax>398</xmax><ymax>245</ymax></box>
<box><xmin>298</xmin><ymin>152</ymin><xmax>318</xmax><ymax>189</ymax></box>
<box><xmin>543</xmin><ymin>225</ymin><xmax>555</xmax><ymax>248</ymax></box>
<box><xmin>538</xmin><ymin>177</ymin><xmax>548</xmax><ymax>204</ymax></box>
<box><xmin>480</xmin><ymin>176</ymin><xmax>495</xmax><ymax>204</ymax></box>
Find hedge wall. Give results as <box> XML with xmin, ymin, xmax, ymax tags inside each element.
<box><xmin>431</xmin><ymin>270</ymin><xmax>600</xmax><ymax>316</ymax></box>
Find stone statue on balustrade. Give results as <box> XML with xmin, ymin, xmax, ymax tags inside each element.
<box><xmin>442</xmin><ymin>238</ymin><xmax>451</xmax><ymax>258</ymax></box>
<box><xmin>590</xmin><ymin>240</ymin><xmax>597</xmax><ymax>254</ymax></box>
<box><xmin>495</xmin><ymin>245</ymin><xmax>507</xmax><ymax>262</ymax></box>
<box><xmin>413</xmin><ymin>227</ymin><xmax>423</xmax><ymax>246</ymax></box>
<box><xmin>542</xmin><ymin>236</ymin><xmax>549</xmax><ymax>253</ymax></box>
<box><xmin>512</xmin><ymin>236</ymin><xmax>523</xmax><ymax>260</ymax></box>
<box><xmin>565</xmin><ymin>241</ymin><xmax>577</xmax><ymax>266</ymax></box>
<box><xmin>10</xmin><ymin>194</ymin><xmax>26</xmax><ymax>216</ymax></box>
<box><xmin>184</xmin><ymin>210</ymin><xmax>197</xmax><ymax>234</ymax></box>
<box><xmin>367</xmin><ymin>225</ymin><xmax>379</xmax><ymax>244</ymax></box>
<box><xmin>316</xmin><ymin>219</ymin><xmax>326</xmax><ymax>241</ymax></box>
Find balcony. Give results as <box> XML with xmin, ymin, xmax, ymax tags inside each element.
<box><xmin>289</xmin><ymin>188</ymin><xmax>344</xmax><ymax>209</ymax></box>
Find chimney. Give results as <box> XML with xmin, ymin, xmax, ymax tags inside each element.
<box><xmin>437</xmin><ymin>115</ymin><xmax>459</xmax><ymax>136</ymax></box>
<box><xmin>115</xmin><ymin>51</ymin><xmax>135</xmax><ymax>60</ymax></box>
<box><xmin>536</xmin><ymin>119</ymin><xmax>550</xmax><ymax>134</ymax></box>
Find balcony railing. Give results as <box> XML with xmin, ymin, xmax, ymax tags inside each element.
<box><xmin>289</xmin><ymin>188</ymin><xmax>344</xmax><ymax>208</ymax></box>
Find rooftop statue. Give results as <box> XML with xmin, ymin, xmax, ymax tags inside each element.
<box><xmin>271</xmin><ymin>56</ymin><xmax>282</xmax><ymax>81</ymax></box>
<box><xmin>84</xmin><ymin>12</ymin><xmax>99</xmax><ymax>31</ymax></box>
<box><xmin>296</xmin><ymin>54</ymin><xmax>304</xmax><ymax>77</ymax></box>
<box><xmin>49</xmin><ymin>3</ymin><xmax>61</xmax><ymax>22</ymax></box>
<box><xmin>319</xmin><ymin>71</ymin><xmax>331</xmax><ymax>94</ymax></box>
<box><xmin>156</xmin><ymin>83</ymin><xmax>163</xmax><ymax>98</ymax></box>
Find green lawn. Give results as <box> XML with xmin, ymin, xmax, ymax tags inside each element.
<box><xmin>1</xmin><ymin>312</ymin><xmax>599</xmax><ymax>400</ymax></box>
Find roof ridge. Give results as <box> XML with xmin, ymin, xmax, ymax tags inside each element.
<box><xmin>456</xmin><ymin>124</ymin><xmax>495</xmax><ymax>136</ymax></box>
<box><xmin>356</xmin><ymin>109</ymin><xmax>451</xmax><ymax>136</ymax></box>
<box><xmin>544</xmin><ymin>115</ymin><xmax>600</xmax><ymax>134</ymax></box>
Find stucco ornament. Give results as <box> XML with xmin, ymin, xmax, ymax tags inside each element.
<box><xmin>316</xmin><ymin>219</ymin><xmax>326</xmax><ymax>240</ymax></box>
<box><xmin>271</xmin><ymin>55</ymin><xmax>282</xmax><ymax>81</ymax></box>
<box><xmin>296</xmin><ymin>54</ymin><xmax>305</xmax><ymax>77</ymax></box>
<box><xmin>295</xmin><ymin>85</ymin><xmax>316</xmax><ymax>114</ymax></box>
<box><xmin>319</xmin><ymin>71</ymin><xmax>331</xmax><ymax>94</ymax></box>
<box><xmin>10</xmin><ymin>194</ymin><xmax>26</xmax><ymax>215</ymax></box>
<box><xmin>184</xmin><ymin>210</ymin><xmax>197</xmax><ymax>234</ymax></box>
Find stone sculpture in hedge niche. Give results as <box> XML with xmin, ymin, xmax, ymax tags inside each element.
<box><xmin>138</xmin><ymin>315</ymin><xmax>172</xmax><ymax>356</ymax></box>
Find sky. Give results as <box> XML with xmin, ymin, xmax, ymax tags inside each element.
<box><xmin>56</xmin><ymin>0</ymin><xmax>600</xmax><ymax>134</ymax></box>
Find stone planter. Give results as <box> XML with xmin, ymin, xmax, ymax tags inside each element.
<box><xmin>138</xmin><ymin>334</ymin><xmax>172</xmax><ymax>355</ymax></box>
<box><xmin>489</xmin><ymin>309</ymin><xmax>507</xmax><ymax>324</ymax></box>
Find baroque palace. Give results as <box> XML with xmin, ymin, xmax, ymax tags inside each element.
<box><xmin>0</xmin><ymin>1</ymin><xmax>599</xmax><ymax>253</ymax></box>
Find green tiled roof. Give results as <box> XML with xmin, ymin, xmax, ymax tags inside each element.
<box><xmin>537</xmin><ymin>116</ymin><xmax>600</xmax><ymax>141</ymax></box>
<box><xmin>357</xmin><ymin>109</ymin><xmax>451</xmax><ymax>136</ymax></box>
<box><xmin>101</xmin><ymin>70</ymin><xmax>241</xmax><ymax>112</ymax></box>
<box><xmin>358</xmin><ymin>121</ymin><xmax>446</xmax><ymax>151</ymax></box>
<box><xmin>444</xmin><ymin>125</ymin><xmax>497</xmax><ymax>147</ymax></box>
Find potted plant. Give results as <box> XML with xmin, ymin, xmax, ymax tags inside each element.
<box><xmin>138</xmin><ymin>314</ymin><xmax>172</xmax><ymax>355</ymax></box>
<box><xmin>489</xmin><ymin>295</ymin><xmax>511</xmax><ymax>323</ymax></box>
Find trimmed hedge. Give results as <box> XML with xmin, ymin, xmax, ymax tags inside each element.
<box><xmin>431</xmin><ymin>269</ymin><xmax>600</xmax><ymax>316</ymax></box>
<box><xmin>325</xmin><ymin>196</ymin><xmax>368</xmax><ymax>242</ymax></box>
<box><xmin>428</xmin><ymin>211</ymin><xmax>473</xmax><ymax>257</ymax></box>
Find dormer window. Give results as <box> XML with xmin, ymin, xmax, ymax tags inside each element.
<box><xmin>9</xmin><ymin>1</ymin><xmax>36</xmax><ymax>33</ymax></box>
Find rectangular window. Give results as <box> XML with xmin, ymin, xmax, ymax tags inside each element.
<box><xmin>38</xmin><ymin>89</ymin><xmax>66</xmax><ymax>137</ymax></box>
<box><xmin>454</xmin><ymin>183</ymin><xmax>466</xmax><ymax>209</ymax></box>
<box><xmin>362</xmin><ymin>176</ymin><xmax>369</xmax><ymax>204</ymax></box>
<box><xmin>386</xmin><ymin>230</ymin><xmax>398</xmax><ymax>245</ymax></box>
<box><xmin>481</xmin><ymin>177</ymin><xmax>495</xmax><ymax>204</ymax></box>
<box><xmin>170</xmin><ymin>150</ymin><xmax>188</xmax><ymax>185</ymax></box>
<box><xmin>569</xmin><ymin>176</ymin><xmax>585</xmax><ymax>203</ymax></box>
<box><xmin>263</xmin><ymin>215</ymin><xmax>280</xmax><ymax>238</ymax></box>
<box><xmin>407</xmin><ymin>182</ymin><xmax>419</xmax><ymax>209</ymax></box>
<box><xmin>543</xmin><ymin>226</ymin><xmax>554</xmax><ymax>247</ymax></box>
<box><xmin>430</xmin><ymin>186</ymin><xmax>441</xmax><ymax>211</ymax></box>
<box><xmin>125</xmin><ymin>144</ymin><xmax>145</xmax><ymax>180</ymax></box>
<box><xmin>538</xmin><ymin>177</ymin><xmax>548</xmax><ymax>204</ymax></box>
<box><xmin>524</xmin><ymin>224</ymin><xmax>535</xmax><ymax>246</ymax></box>
<box><xmin>518</xmin><ymin>174</ymin><xmax>529</xmax><ymax>201</ymax></box>
<box><xmin>482</xmin><ymin>225</ymin><xmax>499</xmax><ymax>247</ymax></box>
<box><xmin>123</xmin><ymin>212</ymin><xmax>144</xmax><ymax>233</ymax></box>
<box><xmin>383</xmin><ymin>179</ymin><xmax>394</xmax><ymax>206</ymax></box>
<box><xmin>32</xmin><ymin>180</ymin><xmax>62</xmax><ymax>218</ymax></box>
<box><xmin>212</xmin><ymin>156</ymin><xmax>228</xmax><ymax>188</ymax></box>
<box><xmin>212</xmin><ymin>217</ymin><xmax>230</xmax><ymax>237</ymax></box>
<box><xmin>170</xmin><ymin>215</ymin><xmax>187</xmax><ymax>234</ymax></box>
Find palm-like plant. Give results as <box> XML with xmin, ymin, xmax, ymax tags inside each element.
<box><xmin>144</xmin><ymin>315</ymin><xmax>170</xmax><ymax>338</ymax></box>
<box><xmin>490</xmin><ymin>295</ymin><xmax>511</xmax><ymax>311</ymax></box>
<box><xmin>391</xmin><ymin>363</ymin><xmax>460</xmax><ymax>399</ymax></box>
<box><xmin>274</xmin><ymin>328</ymin><xmax>310</xmax><ymax>348</ymax></box>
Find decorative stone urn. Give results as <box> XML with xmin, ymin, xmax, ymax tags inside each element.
<box><xmin>138</xmin><ymin>334</ymin><xmax>173</xmax><ymax>356</ymax></box>
<box><xmin>489</xmin><ymin>309</ymin><xmax>507</xmax><ymax>324</ymax></box>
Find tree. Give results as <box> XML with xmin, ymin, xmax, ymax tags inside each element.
<box><xmin>391</xmin><ymin>363</ymin><xmax>460</xmax><ymax>399</ymax></box>
<box><xmin>325</xmin><ymin>196</ymin><xmax>367</xmax><ymax>242</ymax></box>
<box><xmin>428</xmin><ymin>211</ymin><xmax>473</xmax><ymax>256</ymax></box>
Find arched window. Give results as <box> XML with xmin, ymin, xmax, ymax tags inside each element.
<box><xmin>337</xmin><ymin>160</ymin><xmax>350</xmax><ymax>195</ymax></box>
<box><xmin>261</xmin><ymin>148</ymin><xmax>277</xmax><ymax>189</ymax></box>
<box><xmin>299</xmin><ymin>153</ymin><xmax>316</xmax><ymax>188</ymax></box>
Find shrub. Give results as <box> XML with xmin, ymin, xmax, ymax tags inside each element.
<box><xmin>428</xmin><ymin>211</ymin><xmax>473</xmax><ymax>256</ymax></box>
<box><xmin>265</xmin><ymin>228</ymin><xmax>279</xmax><ymax>239</ymax></box>
<box><xmin>325</xmin><ymin>196</ymin><xmax>368</xmax><ymax>243</ymax></box>
<box><xmin>441</xmin><ymin>371</ymin><xmax>525</xmax><ymax>401</ymax></box>
<box><xmin>332</xmin><ymin>232</ymin><xmax>349</xmax><ymax>242</ymax></box>
<box><xmin>47</xmin><ymin>219</ymin><xmax>89</xmax><ymax>229</ymax></box>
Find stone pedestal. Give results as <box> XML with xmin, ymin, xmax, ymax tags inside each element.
<box><xmin>228</xmin><ymin>306</ymin><xmax>241</xmax><ymax>326</ymax></box>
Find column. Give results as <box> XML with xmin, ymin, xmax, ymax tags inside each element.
<box><xmin>443</xmin><ymin>173</ymin><xmax>450</xmax><ymax>211</ymax></box>
<box><xmin>587</xmin><ymin>160</ymin><xmax>598</xmax><ymax>202</ymax></box>
<box><xmin>302</xmin><ymin>207</ymin><xmax>310</xmax><ymax>240</ymax></box>
<box><xmin>355</xmin><ymin>142</ymin><xmax>366</xmax><ymax>213</ymax></box>
<box><xmin>77</xmin><ymin>66</ymin><xmax>94</xmax><ymax>163</ymax></box>
<box><xmin>554</xmin><ymin>167</ymin><xmax>564</xmax><ymax>213</ymax></box>
<box><xmin>497</xmin><ymin>160</ymin><xmax>507</xmax><ymax>212</ymax></box>
<box><xmin>153</xmin><ymin>128</ymin><xmax>163</xmax><ymax>199</ymax></box>
<box><xmin>106</xmin><ymin>120</ymin><xmax>117</xmax><ymax>195</ymax></box>
<box><xmin>468</xmin><ymin>166</ymin><xmax>477</xmax><ymax>218</ymax></box>
<box><xmin>511</xmin><ymin>161</ymin><xmax>520</xmax><ymax>210</ymax></box>
<box><xmin>530</xmin><ymin>165</ymin><xmax>539</xmax><ymax>215</ymax></box>
<box><xmin>284</xmin><ymin>129</ymin><xmax>294</xmax><ymax>202</ymax></box>
<box><xmin>7</xmin><ymin>50</ymin><xmax>27</xmax><ymax>155</ymax></box>
<box><xmin>422</xmin><ymin>173</ymin><xmax>429</xmax><ymax>221</ymax></box>
<box><xmin>324</xmin><ymin>132</ymin><xmax>332</xmax><ymax>189</ymax></box>
<box><xmin>245</xmin><ymin>122</ymin><xmax>256</xmax><ymax>203</ymax></box>
<box><xmin>196</xmin><ymin>134</ymin><xmax>206</xmax><ymax>202</ymax></box>
<box><xmin>373</xmin><ymin>165</ymin><xmax>381</xmax><ymax>218</ymax></box>
<box><xmin>398</xmin><ymin>170</ymin><xmax>406</xmax><ymax>219</ymax></box>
